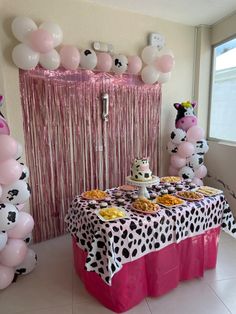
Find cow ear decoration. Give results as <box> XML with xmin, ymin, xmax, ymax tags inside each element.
<box><xmin>0</xmin><ymin>95</ymin><xmax>4</xmax><ymax>107</ymax></box>
<box><xmin>174</xmin><ymin>103</ymin><xmax>181</xmax><ymax>110</ymax></box>
<box><xmin>191</xmin><ymin>101</ymin><xmax>197</xmax><ymax>108</ymax></box>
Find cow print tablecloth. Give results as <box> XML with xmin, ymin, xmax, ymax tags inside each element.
<box><xmin>65</xmin><ymin>185</ymin><xmax>236</xmax><ymax>285</ymax></box>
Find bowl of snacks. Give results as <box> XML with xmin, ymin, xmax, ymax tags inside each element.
<box><xmin>160</xmin><ymin>176</ymin><xmax>182</xmax><ymax>184</ymax></box>
<box><xmin>175</xmin><ymin>191</ymin><xmax>204</xmax><ymax>201</ymax></box>
<box><xmin>96</xmin><ymin>207</ymin><xmax>129</xmax><ymax>221</ymax></box>
<box><xmin>82</xmin><ymin>189</ymin><xmax>108</xmax><ymax>201</ymax></box>
<box><xmin>131</xmin><ymin>197</ymin><xmax>160</xmax><ymax>214</ymax></box>
<box><xmin>156</xmin><ymin>194</ymin><xmax>185</xmax><ymax>208</ymax></box>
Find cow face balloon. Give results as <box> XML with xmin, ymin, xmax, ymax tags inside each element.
<box><xmin>0</xmin><ymin>180</ymin><xmax>31</xmax><ymax>205</ymax></box>
<box><xmin>19</xmin><ymin>163</ymin><xmax>30</xmax><ymax>181</ymax></box>
<box><xmin>194</xmin><ymin>139</ymin><xmax>209</xmax><ymax>155</ymax></box>
<box><xmin>112</xmin><ymin>54</ymin><xmax>128</xmax><ymax>74</ymax></box>
<box><xmin>15</xmin><ymin>248</ymin><xmax>37</xmax><ymax>276</ymax></box>
<box><xmin>80</xmin><ymin>49</ymin><xmax>97</xmax><ymax>70</ymax></box>
<box><xmin>0</xmin><ymin>203</ymin><xmax>19</xmax><ymax>232</ymax></box>
<box><xmin>174</xmin><ymin>101</ymin><xmax>198</xmax><ymax>132</ymax></box>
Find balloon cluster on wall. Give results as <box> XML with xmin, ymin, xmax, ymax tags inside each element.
<box><xmin>0</xmin><ymin>96</ymin><xmax>36</xmax><ymax>290</ymax></box>
<box><xmin>167</xmin><ymin>101</ymin><xmax>209</xmax><ymax>185</ymax></box>
<box><xmin>11</xmin><ymin>16</ymin><xmax>174</xmax><ymax>84</ymax></box>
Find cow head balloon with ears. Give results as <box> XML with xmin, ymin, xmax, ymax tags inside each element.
<box><xmin>174</xmin><ymin>101</ymin><xmax>198</xmax><ymax>132</ymax></box>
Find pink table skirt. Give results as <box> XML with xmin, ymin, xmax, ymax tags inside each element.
<box><xmin>73</xmin><ymin>226</ymin><xmax>220</xmax><ymax>313</ymax></box>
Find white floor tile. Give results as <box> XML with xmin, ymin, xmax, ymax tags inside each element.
<box><xmin>147</xmin><ymin>280</ymin><xmax>231</xmax><ymax>314</ymax></box>
<box><xmin>14</xmin><ymin>305</ymin><xmax>72</xmax><ymax>314</ymax></box>
<box><xmin>209</xmin><ymin>278</ymin><xmax>236</xmax><ymax>314</ymax></box>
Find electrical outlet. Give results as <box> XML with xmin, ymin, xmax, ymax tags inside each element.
<box><xmin>148</xmin><ymin>33</ymin><xmax>165</xmax><ymax>50</ymax></box>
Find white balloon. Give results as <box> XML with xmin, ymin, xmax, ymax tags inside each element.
<box><xmin>141</xmin><ymin>65</ymin><xmax>159</xmax><ymax>84</ymax></box>
<box><xmin>0</xmin><ymin>204</ymin><xmax>19</xmax><ymax>232</ymax></box>
<box><xmin>19</xmin><ymin>163</ymin><xmax>30</xmax><ymax>181</ymax></box>
<box><xmin>141</xmin><ymin>46</ymin><xmax>159</xmax><ymax>64</ymax></box>
<box><xmin>0</xmin><ymin>180</ymin><xmax>31</xmax><ymax>205</ymax></box>
<box><xmin>0</xmin><ymin>232</ymin><xmax>8</xmax><ymax>251</ymax></box>
<box><xmin>111</xmin><ymin>55</ymin><xmax>128</xmax><ymax>74</ymax></box>
<box><xmin>39</xmin><ymin>22</ymin><xmax>63</xmax><ymax>47</ymax></box>
<box><xmin>186</xmin><ymin>154</ymin><xmax>204</xmax><ymax>170</ymax></box>
<box><xmin>40</xmin><ymin>49</ymin><xmax>60</xmax><ymax>70</ymax></box>
<box><xmin>159</xmin><ymin>47</ymin><xmax>175</xmax><ymax>58</ymax></box>
<box><xmin>194</xmin><ymin>139</ymin><xmax>209</xmax><ymax>155</ymax></box>
<box><xmin>80</xmin><ymin>49</ymin><xmax>97</xmax><ymax>70</ymax></box>
<box><xmin>12</xmin><ymin>44</ymin><xmax>39</xmax><ymax>70</ymax></box>
<box><xmin>15</xmin><ymin>248</ymin><xmax>37</xmax><ymax>276</ymax></box>
<box><xmin>158</xmin><ymin>72</ymin><xmax>171</xmax><ymax>84</ymax></box>
<box><xmin>167</xmin><ymin>141</ymin><xmax>178</xmax><ymax>154</ymax></box>
<box><xmin>15</xmin><ymin>142</ymin><xmax>23</xmax><ymax>160</ymax></box>
<box><xmin>11</xmin><ymin>16</ymin><xmax>37</xmax><ymax>42</ymax></box>
<box><xmin>178</xmin><ymin>166</ymin><xmax>195</xmax><ymax>180</ymax></box>
<box><xmin>170</xmin><ymin>128</ymin><xmax>186</xmax><ymax>145</ymax></box>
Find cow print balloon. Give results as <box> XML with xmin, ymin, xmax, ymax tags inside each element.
<box><xmin>23</xmin><ymin>233</ymin><xmax>32</xmax><ymax>245</ymax></box>
<box><xmin>178</xmin><ymin>166</ymin><xmax>194</xmax><ymax>180</ymax></box>
<box><xmin>167</xmin><ymin>141</ymin><xmax>178</xmax><ymax>154</ymax></box>
<box><xmin>15</xmin><ymin>248</ymin><xmax>37</xmax><ymax>276</ymax></box>
<box><xmin>0</xmin><ymin>180</ymin><xmax>31</xmax><ymax>205</ymax></box>
<box><xmin>0</xmin><ymin>231</ymin><xmax>8</xmax><ymax>251</ymax></box>
<box><xmin>80</xmin><ymin>49</ymin><xmax>97</xmax><ymax>70</ymax></box>
<box><xmin>170</xmin><ymin>128</ymin><xmax>186</xmax><ymax>145</ymax></box>
<box><xmin>111</xmin><ymin>54</ymin><xmax>128</xmax><ymax>74</ymax></box>
<box><xmin>186</xmin><ymin>154</ymin><xmax>204</xmax><ymax>170</ymax></box>
<box><xmin>0</xmin><ymin>203</ymin><xmax>19</xmax><ymax>232</ymax></box>
<box><xmin>19</xmin><ymin>163</ymin><xmax>30</xmax><ymax>181</ymax></box>
<box><xmin>194</xmin><ymin>139</ymin><xmax>209</xmax><ymax>155</ymax></box>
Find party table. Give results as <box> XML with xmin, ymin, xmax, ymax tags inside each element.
<box><xmin>65</xmin><ymin>184</ymin><xmax>236</xmax><ymax>313</ymax></box>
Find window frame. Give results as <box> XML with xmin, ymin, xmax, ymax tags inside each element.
<box><xmin>208</xmin><ymin>34</ymin><xmax>236</xmax><ymax>145</ymax></box>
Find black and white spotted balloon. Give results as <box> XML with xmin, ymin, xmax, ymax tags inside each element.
<box><xmin>19</xmin><ymin>163</ymin><xmax>29</xmax><ymax>181</ymax></box>
<box><xmin>23</xmin><ymin>233</ymin><xmax>32</xmax><ymax>245</ymax></box>
<box><xmin>15</xmin><ymin>248</ymin><xmax>37</xmax><ymax>276</ymax></box>
<box><xmin>111</xmin><ymin>54</ymin><xmax>128</xmax><ymax>74</ymax></box>
<box><xmin>0</xmin><ymin>180</ymin><xmax>31</xmax><ymax>205</ymax></box>
<box><xmin>186</xmin><ymin>154</ymin><xmax>204</xmax><ymax>170</ymax></box>
<box><xmin>178</xmin><ymin>166</ymin><xmax>194</xmax><ymax>180</ymax></box>
<box><xmin>167</xmin><ymin>141</ymin><xmax>178</xmax><ymax>154</ymax></box>
<box><xmin>194</xmin><ymin>139</ymin><xmax>209</xmax><ymax>155</ymax></box>
<box><xmin>0</xmin><ymin>231</ymin><xmax>8</xmax><ymax>251</ymax></box>
<box><xmin>80</xmin><ymin>49</ymin><xmax>97</xmax><ymax>70</ymax></box>
<box><xmin>0</xmin><ymin>203</ymin><xmax>19</xmax><ymax>232</ymax></box>
<box><xmin>170</xmin><ymin>128</ymin><xmax>186</xmax><ymax>145</ymax></box>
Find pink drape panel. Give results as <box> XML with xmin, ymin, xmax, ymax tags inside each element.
<box><xmin>19</xmin><ymin>68</ymin><xmax>161</xmax><ymax>242</ymax></box>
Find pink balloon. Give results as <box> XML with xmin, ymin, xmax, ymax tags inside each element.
<box><xmin>0</xmin><ymin>135</ymin><xmax>17</xmax><ymax>162</ymax></box>
<box><xmin>0</xmin><ymin>116</ymin><xmax>10</xmax><ymax>135</ymax></box>
<box><xmin>0</xmin><ymin>264</ymin><xmax>14</xmax><ymax>290</ymax></box>
<box><xmin>155</xmin><ymin>55</ymin><xmax>174</xmax><ymax>73</ymax></box>
<box><xmin>168</xmin><ymin>165</ymin><xmax>179</xmax><ymax>176</ymax></box>
<box><xmin>195</xmin><ymin>165</ymin><xmax>207</xmax><ymax>179</ymax></box>
<box><xmin>0</xmin><ymin>239</ymin><xmax>27</xmax><ymax>267</ymax></box>
<box><xmin>0</xmin><ymin>184</ymin><xmax>2</xmax><ymax>198</ymax></box>
<box><xmin>0</xmin><ymin>159</ymin><xmax>22</xmax><ymax>185</ymax></box>
<box><xmin>60</xmin><ymin>45</ymin><xmax>80</xmax><ymax>70</ymax></box>
<box><xmin>96</xmin><ymin>52</ymin><xmax>112</xmax><ymax>72</ymax></box>
<box><xmin>16</xmin><ymin>204</ymin><xmax>25</xmax><ymax>211</ymax></box>
<box><xmin>186</xmin><ymin>126</ymin><xmax>205</xmax><ymax>143</ymax></box>
<box><xmin>178</xmin><ymin>142</ymin><xmax>195</xmax><ymax>158</ymax></box>
<box><xmin>8</xmin><ymin>212</ymin><xmax>34</xmax><ymax>239</ymax></box>
<box><xmin>192</xmin><ymin>177</ymin><xmax>203</xmax><ymax>186</ymax></box>
<box><xmin>170</xmin><ymin>155</ymin><xmax>186</xmax><ymax>169</ymax></box>
<box><xmin>127</xmin><ymin>56</ymin><xmax>142</xmax><ymax>74</ymax></box>
<box><xmin>28</xmin><ymin>29</ymin><xmax>54</xmax><ymax>53</ymax></box>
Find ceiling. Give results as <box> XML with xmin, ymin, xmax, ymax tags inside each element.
<box><xmin>86</xmin><ymin>0</ymin><xmax>236</xmax><ymax>26</ymax></box>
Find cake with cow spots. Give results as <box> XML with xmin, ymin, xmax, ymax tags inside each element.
<box><xmin>130</xmin><ymin>157</ymin><xmax>152</xmax><ymax>181</ymax></box>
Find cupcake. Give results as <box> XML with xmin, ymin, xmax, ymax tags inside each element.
<box><xmin>88</xmin><ymin>200</ymin><xmax>97</xmax><ymax>209</ymax></box>
<box><xmin>189</xmin><ymin>183</ymin><xmax>197</xmax><ymax>190</ymax></box>
<box><xmin>105</xmin><ymin>197</ymin><xmax>112</xmax><ymax>204</ymax></box>
<box><xmin>114</xmin><ymin>191</ymin><xmax>123</xmax><ymax>198</ymax></box>
<box><xmin>155</xmin><ymin>185</ymin><xmax>162</xmax><ymax>192</ymax></box>
<box><xmin>168</xmin><ymin>186</ymin><xmax>176</xmax><ymax>194</ymax></box>
<box><xmin>161</xmin><ymin>189</ymin><xmax>168</xmax><ymax>195</ymax></box>
<box><xmin>117</xmin><ymin>198</ymin><xmax>125</xmax><ymax>205</ymax></box>
<box><xmin>184</xmin><ymin>178</ymin><xmax>192</xmax><ymax>184</ymax></box>
<box><xmin>149</xmin><ymin>192</ymin><xmax>157</xmax><ymax>200</ymax></box>
<box><xmin>126</xmin><ymin>192</ymin><xmax>133</xmax><ymax>198</ymax></box>
<box><xmin>176</xmin><ymin>184</ymin><xmax>184</xmax><ymax>191</ymax></box>
<box><xmin>100</xmin><ymin>202</ymin><xmax>108</xmax><ymax>208</ymax></box>
<box><xmin>131</xmin><ymin>195</ymin><xmax>138</xmax><ymax>201</ymax></box>
<box><xmin>164</xmin><ymin>182</ymin><xmax>171</xmax><ymax>188</ymax></box>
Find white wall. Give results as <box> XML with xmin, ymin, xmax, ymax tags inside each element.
<box><xmin>0</xmin><ymin>0</ymin><xmax>196</xmax><ymax>212</ymax></box>
<box><xmin>204</xmin><ymin>13</ymin><xmax>236</xmax><ymax>215</ymax></box>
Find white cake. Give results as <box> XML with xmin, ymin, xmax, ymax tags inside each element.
<box><xmin>130</xmin><ymin>158</ymin><xmax>152</xmax><ymax>181</ymax></box>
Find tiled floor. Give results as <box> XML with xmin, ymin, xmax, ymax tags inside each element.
<box><xmin>1</xmin><ymin>232</ymin><xmax>236</xmax><ymax>314</ymax></box>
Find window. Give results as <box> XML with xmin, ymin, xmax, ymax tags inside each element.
<box><xmin>209</xmin><ymin>37</ymin><xmax>236</xmax><ymax>143</ymax></box>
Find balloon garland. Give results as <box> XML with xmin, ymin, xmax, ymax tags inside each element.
<box><xmin>167</xmin><ymin>101</ymin><xmax>209</xmax><ymax>185</ymax></box>
<box><xmin>0</xmin><ymin>96</ymin><xmax>36</xmax><ymax>290</ymax></box>
<box><xmin>11</xmin><ymin>16</ymin><xmax>175</xmax><ymax>84</ymax></box>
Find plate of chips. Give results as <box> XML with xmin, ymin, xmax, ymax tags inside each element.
<box><xmin>156</xmin><ymin>194</ymin><xmax>185</xmax><ymax>208</ymax></box>
<box><xmin>81</xmin><ymin>189</ymin><xmax>108</xmax><ymax>201</ymax></box>
<box><xmin>175</xmin><ymin>191</ymin><xmax>204</xmax><ymax>201</ymax></box>
<box><xmin>96</xmin><ymin>207</ymin><xmax>129</xmax><ymax>221</ymax></box>
<box><xmin>160</xmin><ymin>176</ymin><xmax>182</xmax><ymax>184</ymax></box>
<box><xmin>131</xmin><ymin>197</ymin><xmax>160</xmax><ymax>214</ymax></box>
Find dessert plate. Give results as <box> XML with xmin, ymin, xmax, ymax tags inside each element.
<box><xmin>95</xmin><ymin>207</ymin><xmax>129</xmax><ymax>222</ymax></box>
<box><xmin>175</xmin><ymin>191</ymin><xmax>204</xmax><ymax>201</ymax></box>
<box><xmin>131</xmin><ymin>203</ymin><xmax>160</xmax><ymax>214</ymax></box>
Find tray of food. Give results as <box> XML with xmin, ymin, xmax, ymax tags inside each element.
<box><xmin>156</xmin><ymin>194</ymin><xmax>185</xmax><ymax>208</ymax></box>
<box><xmin>119</xmin><ymin>185</ymin><xmax>137</xmax><ymax>191</ymax></box>
<box><xmin>160</xmin><ymin>176</ymin><xmax>182</xmax><ymax>184</ymax></box>
<box><xmin>95</xmin><ymin>207</ymin><xmax>129</xmax><ymax>221</ymax></box>
<box><xmin>131</xmin><ymin>197</ymin><xmax>160</xmax><ymax>214</ymax></box>
<box><xmin>197</xmin><ymin>186</ymin><xmax>223</xmax><ymax>196</ymax></box>
<box><xmin>175</xmin><ymin>191</ymin><xmax>204</xmax><ymax>201</ymax></box>
<box><xmin>81</xmin><ymin>189</ymin><xmax>108</xmax><ymax>201</ymax></box>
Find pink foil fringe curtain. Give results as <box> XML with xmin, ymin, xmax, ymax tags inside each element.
<box><xmin>19</xmin><ymin>68</ymin><xmax>161</xmax><ymax>242</ymax></box>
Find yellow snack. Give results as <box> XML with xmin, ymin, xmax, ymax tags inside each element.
<box><xmin>160</xmin><ymin>176</ymin><xmax>182</xmax><ymax>183</ymax></box>
<box><xmin>156</xmin><ymin>194</ymin><xmax>184</xmax><ymax>206</ymax></box>
<box><xmin>99</xmin><ymin>207</ymin><xmax>125</xmax><ymax>220</ymax></box>
<box><xmin>83</xmin><ymin>189</ymin><xmax>108</xmax><ymax>200</ymax></box>
<box><xmin>132</xmin><ymin>197</ymin><xmax>158</xmax><ymax>212</ymax></box>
